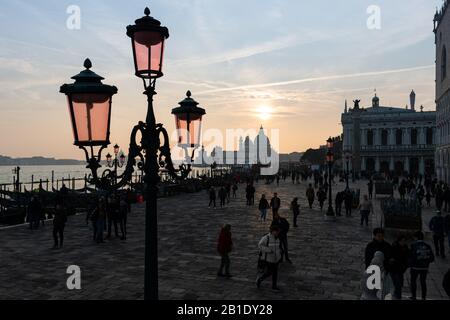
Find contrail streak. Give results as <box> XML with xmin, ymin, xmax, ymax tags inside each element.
<box><xmin>196</xmin><ymin>65</ymin><xmax>434</xmax><ymax>95</ymax></box>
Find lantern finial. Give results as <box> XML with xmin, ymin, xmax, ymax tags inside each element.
<box><xmin>144</xmin><ymin>7</ymin><xmax>151</xmax><ymax>16</ymax></box>
<box><xmin>84</xmin><ymin>58</ymin><xmax>92</xmax><ymax>70</ymax></box>
<box><xmin>186</xmin><ymin>90</ymin><xmax>192</xmax><ymax>98</ymax></box>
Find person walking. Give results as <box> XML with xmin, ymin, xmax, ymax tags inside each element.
<box><xmin>217</xmin><ymin>224</ymin><xmax>233</xmax><ymax>278</ymax></box>
<box><xmin>107</xmin><ymin>195</ymin><xmax>120</xmax><ymax>239</ymax></box>
<box><xmin>208</xmin><ymin>187</ymin><xmax>217</xmax><ymax>208</ymax></box>
<box><xmin>232</xmin><ymin>183</ymin><xmax>238</xmax><ymax>198</ymax></box>
<box><xmin>270</xmin><ymin>193</ymin><xmax>281</xmax><ymax>218</ymax></box>
<box><xmin>258</xmin><ymin>194</ymin><xmax>270</xmax><ymax>222</ymax></box>
<box><xmin>118</xmin><ymin>195</ymin><xmax>128</xmax><ymax>240</ymax></box>
<box><xmin>368</xmin><ymin>179</ymin><xmax>374</xmax><ymax>200</ymax></box>
<box><xmin>365</xmin><ymin>228</ymin><xmax>392</xmax><ymax>270</ymax></box>
<box><xmin>271</xmin><ymin>213</ymin><xmax>291</xmax><ymax>263</ymax></box>
<box><xmin>256</xmin><ymin>225</ymin><xmax>282</xmax><ymax>291</ymax></box>
<box><xmin>94</xmin><ymin>199</ymin><xmax>107</xmax><ymax>243</ymax></box>
<box><xmin>344</xmin><ymin>189</ymin><xmax>353</xmax><ymax>217</ymax></box>
<box><xmin>410</xmin><ymin>231</ymin><xmax>435</xmax><ymax>300</ymax></box>
<box><xmin>291</xmin><ymin>197</ymin><xmax>300</xmax><ymax>227</ymax></box>
<box><xmin>317</xmin><ymin>187</ymin><xmax>326</xmax><ymax>211</ymax></box>
<box><xmin>27</xmin><ymin>195</ymin><xmax>42</xmax><ymax>230</ymax></box>
<box><xmin>390</xmin><ymin>235</ymin><xmax>410</xmax><ymax>300</ymax></box>
<box><xmin>429</xmin><ymin>210</ymin><xmax>446</xmax><ymax>258</ymax></box>
<box><xmin>306</xmin><ymin>184</ymin><xmax>315</xmax><ymax>209</ymax></box>
<box><xmin>52</xmin><ymin>201</ymin><xmax>67</xmax><ymax>249</ymax></box>
<box><xmin>358</xmin><ymin>195</ymin><xmax>373</xmax><ymax>227</ymax></box>
<box><xmin>218</xmin><ymin>187</ymin><xmax>227</xmax><ymax>208</ymax></box>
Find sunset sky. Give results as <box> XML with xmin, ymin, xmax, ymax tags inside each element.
<box><xmin>0</xmin><ymin>0</ymin><xmax>442</xmax><ymax>159</ymax></box>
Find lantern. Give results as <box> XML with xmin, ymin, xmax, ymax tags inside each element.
<box><xmin>126</xmin><ymin>7</ymin><xmax>169</xmax><ymax>79</ymax></box>
<box><xmin>326</xmin><ymin>137</ymin><xmax>334</xmax><ymax>149</ymax></box>
<box><xmin>60</xmin><ymin>59</ymin><xmax>118</xmax><ymax>147</ymax></box>
<box><xmin>106</xmin><ymin>153</ymin><xmax>113</xmax><ymax>165</ymax></box>
<box><xmin>326</xmin><ymin>151</ymin><xmax>334</xmax><ymax>163</ymax></box>
<box><xmin>114</xmin><ymin>144</ymin><xmax>120</xmax><ymax>155</ymax></box>
<box><xmin>171</xmin><ymin>91</ymin><xmax>206</xmax><ymax>149</ymax></box>
<box><xmin>119</xmin><ymin>153</ymin><xmax>126</xmax><ymax>166</ymax></box>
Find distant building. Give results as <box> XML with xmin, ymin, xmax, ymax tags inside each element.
<box><xmin>434</xmin><ymin>2</ymin><xmax>450</xmax><ymax>182</ymax></box>
<box><xmin>341</xmin><ymin>92</ymin><xmax>436</xmax><ymax>177</ymax></box>
<box><xmin>197</xmin><ymin>126</ymin><xmax>277</xmax><ymax>166</ymax></box>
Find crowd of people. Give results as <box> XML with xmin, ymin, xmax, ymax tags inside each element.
<box><xmin>25</xmin><ymin>186</ymin><xmax>133</xmax><ymax>248</ymax></box>
<box><xmin>213</xmin><ymin>169</ymin><xmax>450</xmax><ymax>299</ymax></box>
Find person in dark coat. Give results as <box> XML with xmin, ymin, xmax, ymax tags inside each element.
<box><xmin>390</xmin><ymin>235</ymin><xmax>410</xmax><ymax>300</ymax></box>
<box><xmin>368</xmin><ymin>179</ymin><xmax>374</xmax><ymax>199</ymax></box>
<box><xmin>209</xmin><ymin>187</ymin><xmax>216</xmax><ymax>208</ymax></box>
<box><xmin>217</xmin><ymin>224</ymin><xmax>233</xmax><ymax>277</ymax></box>
<box><xmin>52</xmin><ymin>202</ymin><xmax>67</xmax><ymax>249</ymax></box>
<box><xmin>27</xmin><ymin>195</ymin><xmax>42</xmax><ymax>230</ymax></box>
<box><xmin>290</xmin><ymin>198</ymin><xmax>300</xmax><ymax>227</ymax></box>
<box><xmin>317</xmin><ymin>188</ymin><xmax>326</xmax><ymax>211</ymax></box>
<box><xmin>410</xmin><ymin>231</ymin><xmax>435</xmax><ymax>300</ymax></box>
<box><xmin>218</xmin><ymin>187</ymin><xmax>227</xmax><ymax>207</ymax></box>
<box><xmin>429</xmin><ymin>210</ymin><xmax>446</xmax><ymax>258</ymax></box>
<box><xmin>306</xmin><ymin>184</ymin><xmax>315</xmax><ymax>209</ymax></box>
<box><xmin>271</xmin><ymin>213</ymin><xmax>291</xmax><ymax>264</ymax></box>
<box><xmin>344</xmin><ymin>189</ymin><xmax>353</xmax><ymax>217</ymax></box>
<box><xmin>270</xmin><ymin>193</ymin><xmax>281</xmax><ymax>218</ymax></box>
<box><xmin>364</xmin><ymin>228</ymin><xmax>392</xmax><ymax>270</ymax></box>
<box><xmin>258</xmin><ymin>194</ymin><xmax>270</xmax><ymax>222</ymax></box>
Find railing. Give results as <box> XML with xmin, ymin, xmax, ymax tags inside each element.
<box><xmin>360</xmin><ymin>144</ymin><xmax>435</xmax><ymax>152</ymax></box>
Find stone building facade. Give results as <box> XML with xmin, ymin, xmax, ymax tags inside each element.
<box><xmin>434</xmin><ymin>2</ymin><xmax>450</xmax><ymax>183</ymax></box>
<box><xmin>341</xmin><ymin>92</ymin><xmax>435</xmax><ymax>177</ymax></box>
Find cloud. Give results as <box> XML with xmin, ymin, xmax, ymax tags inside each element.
<box><xmin>195</xmin><ymin>64</ymin><xmax>434</xmax><ymax>95</ymax></box>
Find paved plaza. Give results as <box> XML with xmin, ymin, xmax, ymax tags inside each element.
<box><xmin>0</xmin><ymin>179</ymin><xmax>449</xmax><ymax>300</ymax></box>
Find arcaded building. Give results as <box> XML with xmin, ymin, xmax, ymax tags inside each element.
<box><xmin>341</xmin><ymin>92</ymin><xmax>435</xmax><ymax>177</ymax></box>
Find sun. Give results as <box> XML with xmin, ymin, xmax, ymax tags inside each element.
<box><xmin>256</xmin><ymin>105</ymin><xmax>273</xmax><ymax>120</ymax></box>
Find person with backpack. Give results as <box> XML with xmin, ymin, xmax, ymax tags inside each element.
<box><xmin>271</xmin><ymin>213</ymin><xmax>291</xmax><ymax>263</ymax></box>
<box><xmin>429</xmin><ymin>210</ymin><xmax>446</xmax><ymax>258</ymax></box>
<box><xmin>217</xmin><ymin>224</ymin><xmax>233</xmax><ymax>278</ymax></box>
<box><xmin>258</xmin><ymin>194</ymin><xmax>270</xmax><ymax>222</ymax></box>
<box><xmin>410</xmin><ymin>231</ymin><xmax>435</xmax><ymax>300</ymax></box>
<box><xmin>290</xmin><ymin>197</ymin><xmax>300</xmax><ymax>227</ymax></box>
<box><xmin>256</xmin><ymin>225</ymin><xmax>282</xmax><ymax>291</ymax></box>
<box><xmin>306</xmin><ymin>184</ymin><xmax>315</xmax><ymax>209</ymax></box>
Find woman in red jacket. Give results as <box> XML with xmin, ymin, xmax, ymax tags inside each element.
<box><xmin>217</xmin><ymin>224</ymin><xmax>233</xmax><ymax>278</ymax></box>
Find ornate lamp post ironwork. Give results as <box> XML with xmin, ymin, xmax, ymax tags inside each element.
<box><xmin>60</xmin><ymin>8</ymin><xmax>206</xmax><ymax>300</ymax></box>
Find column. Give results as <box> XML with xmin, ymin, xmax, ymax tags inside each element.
<box><xmin>375</xmin><ymin>157</ymin><xmax>380</xmax><ymax>172</ymax></box>
<box><xmin>404</xmin><ymin>157</ymin><xmax>410</xmax><ymax>174</ymax></box>
<box><xmin>389</xmin><ymin>128</ymin><xmax>395</xmax><ymax>145</ymax></box>
<box><xmin>360</xmin><ymin>129</ymin><xmax>366</xmax><ymax>147</ymax></box>
<box><xmin>361</xmin><ymin>157</ymin><xmax>366</xmax><ymax>171</ymax></box>
<box><xmin>389</xmin><ymin>157</ymin><xmax>395</xmax><ymax>171</ymax></box>
<box><xmin>419</xmin><ymin>127</ymin><xmax>425</xmax><ymax>145</ymax></box>
<box><xmin>419</xmin><ymin>157</ymin><xmax>425</xmax><ymax>175</ymax></box>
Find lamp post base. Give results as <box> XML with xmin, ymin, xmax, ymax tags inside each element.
<box><xmin>325</xmin><ymin>206</ymin><xmax>336</xmax><ymax>221</ymax></box>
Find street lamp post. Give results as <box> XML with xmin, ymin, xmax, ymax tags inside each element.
<box><xmin>325</xmin><ymin>137</ymin><xmax>335</xmax><ymax>221</ymax></box>
<box><xmin>59</xmin><ymin>8</ymin><xmax>206</xmax><ymax>300</ymax></box>
<box><xmin>344</xmin><ymin>151</ymin><xmax>352</xmax><ymax>190</ymax></box>
<box><xmin>105</xmin><ymin>144</ymin><xmax>126</xmax><ymax>185</ymax></box>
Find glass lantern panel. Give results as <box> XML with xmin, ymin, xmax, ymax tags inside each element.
<box><xmin>71</xmin><ymin>93</ymin><xmax>110</xmax><ymax>144</ymax></box>
<box><xmin>133</xmin><ymin>31</ymin><xmax>164</xmax><ymax>77</ymax></box>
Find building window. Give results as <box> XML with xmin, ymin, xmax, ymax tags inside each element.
<box><xmin>381</xmin><ymin>129</ymin><xmax>388</xmax><ymax>146</ymax></box>
<box><xmin>367</xmin><ymin>130</ymin><xmax>374</xmax><ymax>146</ymax></box>
<box><xmin>396</xmin><ymin>129</ymin><xmax>403</xmax><ymax>145</ymax></box>
<box><xmin>426</xmin><ymin>128</ymin><xmax>433</xmax><ymax>145</ymax></box>
<box><xmin>411</xmin><ymin>128</ymin><xmax>418</xmax><ymax>145</ymax></box>
<box><xmin>442</xmin><ymin>46</ymin><xmax>447</xmax><ymax>80</ymax></box>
